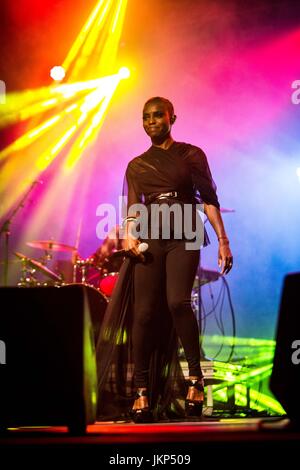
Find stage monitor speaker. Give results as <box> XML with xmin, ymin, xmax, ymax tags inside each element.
<box><xmin>0</xmin><ymin>284</ymin><xmax>105</xmax><ymax>433</ymax></box>
<box><xmin>270</xmin><ymin>272</ymin><xmax>300</xmax><ymax>424</ymax></box>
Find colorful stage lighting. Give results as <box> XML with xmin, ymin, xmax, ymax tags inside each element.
<box><xmin>50</xmin><ymin>66</ymin><xmax>66</xmax><ymax>81</ymax></box>
<box><xmin>118</xmin><ymin>66</ymin><xmax>130</xmax><ymax>79</ymax></box>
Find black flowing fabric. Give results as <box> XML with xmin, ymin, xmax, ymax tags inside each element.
<box><xmin>96</xmin><ymin>142</ymin><xmax>219</xmax><ymax>421</ymax></box>
<box><xmin>96</xmin><ymin>257</ymin><xmax>186</xmax><ymax>420</ymax></box>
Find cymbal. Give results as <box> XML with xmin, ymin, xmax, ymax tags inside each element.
<box><xmin>26</xmin><ymin>240</ymin><xmax>77</xmax><ymax>252</ymax></box>
<box><xmin>14</xmin><ymin>251</ymin><xmax>61</xmax><ymax>281</ymax></box>
<box><xmin>220</xmin><ymin>207</ymin><xmax>235</xmax><ymax>213</ymax></box>
<box><xmin>193</xmin><ymin>267</ymin><xmax>221</xmax><ymax>287</ymax></box>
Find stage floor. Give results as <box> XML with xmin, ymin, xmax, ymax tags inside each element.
<box><xmin>1</xmin><ymin>417</ymin><xmax>299</xmax><ymax>463</ymax></box>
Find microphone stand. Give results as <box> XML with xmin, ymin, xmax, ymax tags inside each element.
<box><xmin>0</xmin><ymin>181</ymin><xmax>39</xmax><ymax>286</ymax></box>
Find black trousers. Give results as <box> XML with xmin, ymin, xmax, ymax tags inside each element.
<box><xmin>133</xmin><ymin>238</ymin><xmax>203</xmax><ymax>388</ymax></box>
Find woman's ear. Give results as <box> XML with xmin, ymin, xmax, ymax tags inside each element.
<box><xmin>171</xmin><ymin>114</ymin><xmax>177</xmax><ymax>124</ymax></box>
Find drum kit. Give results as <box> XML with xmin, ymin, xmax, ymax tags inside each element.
<box><xmin>13</xmin><ymin>239</ymin><xmax>121</xmax><ymax>299</ymax></box>
<box><xmin>12</xmin><ymin>205</ymin><xmax>235</xmax><ymax>298</ymax></box>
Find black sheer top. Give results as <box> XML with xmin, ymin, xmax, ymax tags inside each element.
<box><xmin>124</xmin><ymin>141</ymin><xmax>220</xmax><ymax>215</ymax></box>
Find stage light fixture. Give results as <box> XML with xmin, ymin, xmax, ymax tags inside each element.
<box><xmin>50</xmin><ymin>66</ymin><xmax>66</xmax><ymax>82</ymax></box>
<box><xmin>118</xmin><ymin>66</ymin><xmax>130</xmax><ymax>79</ymax></box>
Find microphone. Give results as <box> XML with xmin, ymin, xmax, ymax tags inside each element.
<box><xmin>109</xmin><ymin>242</ymin><xmax>149</xmax><ymax>258</ymax></box>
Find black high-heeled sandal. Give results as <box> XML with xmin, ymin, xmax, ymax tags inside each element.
<box><xmin>130</xmin><ymin>389</ymin><xmax>154</xmax><ymax>424</ymax></box>
<box><xmin>185</xmin><ymin>378</ymin><xmax>205</xmax><ymax>418</ymax></box>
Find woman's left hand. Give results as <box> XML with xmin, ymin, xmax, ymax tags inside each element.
<box><xmin>218</xmin><ymin>241</ymin><xmax>233</xmax><ymax>274</ymax></box>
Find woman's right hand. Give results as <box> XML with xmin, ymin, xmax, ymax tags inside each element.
<box><xmin>124</xmin><ymin>221</ymin><xmax>144</xmax><ymax>259</ymax></box>
<box><xmin>123</xmin><ymin>221</ymin><xmax>145</xmax><ymax>262</ymax></box>
<box><xmin>124</xmin><ymin>234</ymin><xmax>141</xmax><ymax>257</ymax></box>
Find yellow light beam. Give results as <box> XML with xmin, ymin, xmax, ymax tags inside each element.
<box><xmin>0</xmin><ymin>75</ymin><xmax>118</xmax><ymax>162</ymax></box>
<box><xmin>0</xmin><ymin>76</ymin><xmax>114</xmax><ymax>129</ymax></box>
<box><xmin>62</xmin><ymin>0</ymin><xmax>106</xmax><ymax>72</ymax></box>
<box><xmin>0</xmin><ymin>94</ymin><xmax>59</xmax><ymax>128</ymax></box>
<box><xmin>65</xmin><ymin>96</ymin><xmax>112</xmax><ymax>170</ymax></box>
<box><xmin>64</xmin><ymin>71</ymin><xmax>127</xmax><ymax>170</ymax></box>
<box><xmin>0</xmin><ymin>73</ymin><xmax>123</xmax><ymax>209</ymax></box>
<box><xmin>53</xmin><ymin>75</ymin><xmax>115</xmax><ymax>96</ymax></box>
<box><xmin>212</xmin><ymin>364</ymin><xmax>273</xmax><ymax>392</ymax></box>
<box><xmin>111</xmin><ymin>0</ymin><xmax>127</xmax><ymax>33</ymax></box>
<box><xmin>1</xmin><ymin>0</ymin><xmax>130</xmax><ymax>217</ymax></box>
<box><xmin>235</xmin><ymin>385</ymin><xmax>286</xmax><ymax>415</ymax></box>
<box><xmin>96</xmin><ymin>0</ymin><xmax>128</xmax><ymax>75</ymax></box>
<box><xmin>0</xmin><ymin>115</ymin><xmax>61</xmax><ymax>161</ymax></box>
<box><xmin>68</xmin><ymin>0</ymin><xmax>114</xmax><ymax>80</ymax></box>
<box><xmin>35</xmin><ymin>79</ymin><xmax>113</xmax><ymax>171</ymax></box>
<box><xmin>204</xmin><ymin>335</ymin><xmax>276</xmax><ymax>347</ymax></box>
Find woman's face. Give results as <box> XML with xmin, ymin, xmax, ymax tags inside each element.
<box><xmin>142</xmin><ymin>101</ymin><xmax>172</xmax><ymax>140</ymax></box>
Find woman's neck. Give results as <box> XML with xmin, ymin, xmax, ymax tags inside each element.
<box><xmin>151</xmin><ymin>136</ymin><xmax>174</xmax><ymax>150</ymax></box>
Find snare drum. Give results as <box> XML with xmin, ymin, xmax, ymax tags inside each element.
<box><xmin>98</xmin><ymin>272</ymin><xmax>119</xmax><ymax>297</ymax></box>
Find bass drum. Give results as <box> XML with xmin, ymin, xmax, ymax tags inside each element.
<box><xmin>98</xmin><ymin>272</ymin><xmax>119</xmax><ymax>298</ymax></box>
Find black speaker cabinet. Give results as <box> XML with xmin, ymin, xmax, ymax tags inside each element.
<box><xmin>0</xmin><ymin>284</ymin><xmax>107</xmax><ymax>433</ymax></box>
<box><xmin>270</xmin><ymin>272</ymin><xmax>300</xmax><ymax>423</ymax></box>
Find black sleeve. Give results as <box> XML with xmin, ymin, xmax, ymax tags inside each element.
<box><xmin>186</xmin><ymin>145</ymin><xmax>220</xmax><ymax>209</ymax></box>
<box><xmin>123</xmin><ymin>162</ymin><xmax>142</xmax><ymax>217</ymax></box>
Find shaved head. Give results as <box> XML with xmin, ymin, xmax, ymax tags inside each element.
<box><xmin>143</xmin><ymin>96</ymin><xmax>175</xmax><ymax>118</ymax></box>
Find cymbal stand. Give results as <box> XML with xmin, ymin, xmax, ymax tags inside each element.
<box><xmin>73</xmin><ymin>258</ymin><xmax>93</xmax><ymax>284</ymax></box>
<box><xmin>40</xmin><ymin>250</ymin><xmax>52</xmax><ymax>264</ymax></box>
<box><xmin>17</xmin><ymin>259</ymin><xmax>37</xmax><ymax>287</ymax></box>
<box><xmin>0</xmin><ymin>181</ymin><xmax>39</xmax><ymax>286</ymax></box>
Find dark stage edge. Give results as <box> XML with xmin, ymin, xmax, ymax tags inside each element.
<box><xmin>0</xmin><ymin>417</ymin><xmax>300</xmax><ymax>464</ymax></box>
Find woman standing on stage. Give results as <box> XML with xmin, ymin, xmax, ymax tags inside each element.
<box><xmin>121</xmin><ymin>96</ymin><xmax>233</xmax><ymax>422</ymax></box>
